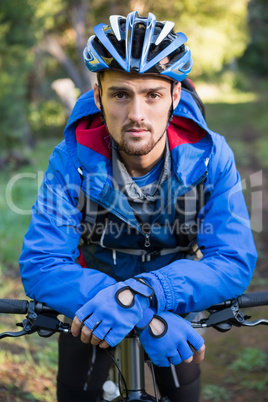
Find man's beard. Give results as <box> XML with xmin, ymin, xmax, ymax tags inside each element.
<box><xmin>105</xmin><ymin>110</ymin><xmax>171</xmax><ymax>156</ymax></box>
<box><xmin>115</xmin><ymin>128</ymin><xmax>166</xmax><ymax>156</ymax></box>
<box><xmin>100</xmin><ymin>95</ymin><xmax>173</xmax><ymax>156</ymax></box>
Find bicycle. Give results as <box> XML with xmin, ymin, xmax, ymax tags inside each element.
<box><xmin>0</xmin><ymin>291</ymin><xmax>268</xmax><ymax>401</ymax></box>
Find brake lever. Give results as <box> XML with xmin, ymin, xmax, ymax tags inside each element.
<box><xmin>0</xmin><ymin>327</ymin><xmax>35</xmax><ymax>339</ymax></box>
<box><xmin>192</xmin><ymin>305</ymin><xmax>240</xmax><ymax>329</ymax></box>
<box><xmin>240</xmin><ymin>318</ymin><xmax>268</xmax><ymax>327</ymax></box>
<box><xmin>33</xmin><ymin>314</ymin><xmax>71</xmax><ymax>336</ymax></box>
<box><xmin>0</xmin><ymin>301</ymin><xmax>71</xmax><ymax>339</ymax></box>
<box><xmin>191</xmin><ymin>300</ymin><xmax>268</xmax><ymax>331</ymax></box>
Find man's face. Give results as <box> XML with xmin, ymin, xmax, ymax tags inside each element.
<box><xmin>94</xmin><ymin>70</ymin><xmax>181</xmax><ymax>157</ymax></box>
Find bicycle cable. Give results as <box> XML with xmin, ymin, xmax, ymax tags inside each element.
<box><xmin>105</xmin><ymin>348</ymin><xmax>129</xmax><ymax>401</ymax></box>
<box><xmin>146</xmin><ymin>359</ymin><xmax>159</xmax><ymax>402</ymax></box>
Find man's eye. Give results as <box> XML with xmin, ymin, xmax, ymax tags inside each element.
<box><xmin>148</xmin><ymin>93</ymin><xmax>160</xmax><ymax>99</ymax></box>
<box><xmin>114</xmin><ymin>93</ymin><xmax>127</xmax><ymax>99</ymax></box>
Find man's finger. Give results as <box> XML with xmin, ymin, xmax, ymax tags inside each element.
<box><xmin>81</xmin><ymin>325</ymin><xmax>93</xmax><ymax>344</ymax></box>
<box><xmin>99</xmin><ymin>339</ymin><xmax>111</xmax><ymax>349</ymax></box>
<box><xmin>193</xmin><ymin>344</ymin><xmax>206</xmax><ymax>363</ymax></box>
<box><xmin>90</xmin><ymin>333</ymin><xmax>102</xmax><ymax>346</ymax></box>
<box><xmin>183</xmin><ymin>355</ymin><xmax>193</xmax><ymax>364</ymax></box>
<box><xmin>71</xmin><ymin>316</ymin><xmax>83</xmax><ymax>337</ymax></box>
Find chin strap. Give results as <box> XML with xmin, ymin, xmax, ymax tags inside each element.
<box><xmin>97</xmin><ymin>73</ymin><xmax>105</xmax><ymax>123</ymax></box>
<box><xmin>168</xmin><ymin>81</ymin><xmax>177</xmax><ymax>123</ymax></box>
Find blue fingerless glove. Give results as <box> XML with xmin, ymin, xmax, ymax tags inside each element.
<box><xmin>75</xmin><ymin>278</ymin><xmax>154</xmax><ymax>347</ymax></box>
<box><xmin>135</xmin><ymin>307</ymin><xmax>155</xmax><ymax>331</ymax></box>
<box><xmin>137</xmin><ymin>311</ymin><xmax>204</xmax><ymax>367</ymax></box>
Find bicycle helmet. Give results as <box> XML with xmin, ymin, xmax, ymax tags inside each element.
<box><xmin>83</xmin><ymin>11</ymin><xmax>193</xmax><ymax>82</ymax></box>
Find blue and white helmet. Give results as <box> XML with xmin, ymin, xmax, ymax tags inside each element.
<box><xmin>83</xmin><ymin>11</ymin><xmax>193</xmax><ymax>82</ymax></box>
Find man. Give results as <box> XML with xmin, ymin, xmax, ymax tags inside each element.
<box><xmin>19</xmin><ymin>11</ymin><xmax>257</xmax><ymax>402</ymax></box>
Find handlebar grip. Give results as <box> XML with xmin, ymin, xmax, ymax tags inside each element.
<box><xmin>0</xmin><ymin>299</ymin><xmax>29</xmax><ymax>314</ymax></box>
<box><xmin>237</xmin><ymin>291</ymin><xmax>268</xmax><ymax>308</ymax></box>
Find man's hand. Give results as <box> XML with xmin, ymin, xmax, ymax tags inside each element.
<box><xmin>137</xmin><ymin>310</ymin><xmax>205</xmax><ymax>367</ymax></box>
<box><xmin>71</xmin><ymin>288</ymin><xmax>134</xmax><ymax>348</ymax></box>
<box><xmin>149</xmin><ymin>316</ymin><xmax>205</xmax><ymax>363</ymax></box>
<box><xmin>71</xmin><ymin>278</ymin><xmax>154</xmax><ymax>347</ymax></box>
<box><xmin>71</xmin><ymin>315</ymin><xmax>110</xmax><ymax>347</ymax></box>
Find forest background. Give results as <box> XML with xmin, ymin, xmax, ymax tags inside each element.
<box><xmin>0</xmin><ymin>0</ymin><xmax>268</xmax><ymax>401</ymax></box>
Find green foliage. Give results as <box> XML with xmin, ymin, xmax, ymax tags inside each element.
<box><xmin>0</xmin><ymin>0</ymin><xmax>41</xmax><ymax>157</ymax></box>
<box><xmin>35</xmin><ymin>0</ymin><xmax>66</xmax><ymax>32</ymax></box>
<box><xmin>29</xmin><ymin>100</ymin><xmax>66</xmax><ymax>137</ymax></box>
<box><xmin>202</xmin><ymin>384</ymin><xmax>232</xmax><ymax>401</ymax></box>
<box><xmin>229</xmin><ymin>347</ymin><xmax>267</xmax><ymax>372</ymax></box>
<box><xmin>1</xmin><ymin>0</ymin><xmax>267</xmax><ymax>158</ymax></box>
<box><xmin>226</xmin><ymin>348</ymin><xmax>268</xmax><ymax>393</ymax></box>
<box><xmin>0</xmin><ymin>0</ymin><xmax>258</xmax><ymax>158</ymax></box>
<box><xmin>239</xmin><ymin>0</ymin><xmax>268</xmax><ymax>76</ymax></box>
<box><xmin>133</xmin><ymin>0</ymin><xmax>250</xmax><ymax>77</ymax></box>
<box><xmin>0</xmin><ymin>138</ymin><xmax>59</xmax><ymax>267</ymax></box>
<box><xmin>201</xmin><ymin>74</ymin><xmax>268</xmax><ymax>172</ymax></box>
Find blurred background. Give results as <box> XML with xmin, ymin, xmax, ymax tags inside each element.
<box><xmin>0</xmin><ymin>0</ymin><xmax>268</xmax><ymax>400</ymax></box>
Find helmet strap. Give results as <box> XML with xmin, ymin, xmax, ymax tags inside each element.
<box><xmin>97</xmin><ymin>73</ymin><xmax>105</xmax><ymax>123</ymax></box>
<box><xmin>168</xmin><ymin>82</ymin><xmax>175</xmax><ymax>122</ymax></box>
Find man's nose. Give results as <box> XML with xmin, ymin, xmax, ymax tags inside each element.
<box><xmin>128</xmin><ymin>97</ymin><xmax>145</xmax><ymax>123</ymax></box>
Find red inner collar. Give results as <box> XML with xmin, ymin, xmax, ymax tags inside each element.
<box><xmin>76</xmin><ymin>114</ymin><xmax>207</xmax><ymax>159</ymax></box>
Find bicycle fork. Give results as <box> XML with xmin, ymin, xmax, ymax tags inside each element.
<box><xmin>112</xmin><ymin>332</ymin><xmax>156</xmax><ymax>401</ymax></box>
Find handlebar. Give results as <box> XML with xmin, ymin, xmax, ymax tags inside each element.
<box><xmin>1</xmin><ymin>293</ymin><xmax>266</xmax><ymax>402</ymax></box>
<box><xmin>0</xmin><ymin>291</ymin><xmax>267</xmax><ymax>339</ymax></box>
<box><xmin>237</xmin><ymin>291</ymin><xmax>268</xmax><ymax>308</ymax></box>
<box><xmin>191</xmin><ymin>290</ymin><xmax>268</xmax><ymax>331</ymax></box>
<box><xmin>1</xmin><ymin>291</ymin><xmax>268</xmax><ymax>315</ymax></box>
<box><xmin>0</xmin><ymin>299</ymin><xmax>54</xmax><ymax>315</ymax></box>
<box><xmin>208</xmin><ymin>291</ymin><xmax>268</xmax><ymax>310</ymax></box>
<box><xmin>0</xmin><ymin>299</ymin><xmax>69</xmax><ymax>339</ymax></box>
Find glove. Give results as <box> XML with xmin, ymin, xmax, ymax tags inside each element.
<box><xmin>75</xmin><ymin>278</ymin><xmax>154</xmax><ymax>347</ymax></box>
<box><xmin>137</xmin><ymin>310</ymin><xmax>204</xmax><ymax>367</ymax></box>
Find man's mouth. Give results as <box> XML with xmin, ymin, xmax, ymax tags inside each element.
<box><xmin>126</xmin><ymin>127</ymin><xmax>150</xmax><ymax>137</ymax></box>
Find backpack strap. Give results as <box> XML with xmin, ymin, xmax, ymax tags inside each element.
<box><xmin>181</xmin><ymin>78</ymin><xmax>206</xmax><ymax>120</ymax></box>
<box><xmin>78</xmin><ymin>181</ymin><xmax>206</xmax><ymax>262</ymax></box>
<box><xmin>174</xmin><ymin>180</ymin><xmax>205</xmax><ymax>258</ymax></box>
<box><xmin>78</xmin><ymin>190</ymin><xmax>109</xmax><ymax>245</ymax></box>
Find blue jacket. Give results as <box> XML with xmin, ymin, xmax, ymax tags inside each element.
<box><xmin>19</xmin><ymin>88</ymin><xmax>257</xmax><ymax>319</ymax></box>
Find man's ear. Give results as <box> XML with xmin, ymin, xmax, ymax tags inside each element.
<box><xmin>173</xmin><ymin>82</ymin><xmax>181</xmax><ymax>109</ymax></box>
<box><xmin>94</xmin><ymin>83</ymin><xmax>101</xmax><ymax>110</ymax></box>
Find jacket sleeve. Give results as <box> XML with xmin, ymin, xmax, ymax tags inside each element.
<box><xmin>139</xmin><ymin>137</ymin><xmax>258</xmax><ymax>314</ymax></box>
<box><xmin>19</xmin><ymin>143</ymin><xmax>116</xmax><ymax>319</ymax></box>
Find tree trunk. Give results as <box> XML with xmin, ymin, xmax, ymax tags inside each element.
<box><xmin>69</xmin><ymin>0</ymin><xmax>95</xmax><ymax>91</ymax></box>
<box><xmin>43</xmin><ymin>34</ymin><xmax>85</xmax><ymax>92</ymax></box>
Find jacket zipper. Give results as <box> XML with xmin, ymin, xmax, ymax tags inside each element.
<box><xmin>144</xmin><ymin>234</ymin><xmax>151</xmax><ymax>248</ymax></box>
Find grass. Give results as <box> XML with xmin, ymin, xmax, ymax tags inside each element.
<box><xmin>196</xmin><ymin>77</ymin><xmax>268</xmax><ymax>170</ymax></box>
<box><xmin>0</xmin><ymin>138</ymin><xmax>60</xmax><ymax>268</ymax></box>
<box><xmin>0</xmin><ymin>138</ymin><xmax>60</xmax><ymax>401</ymax></box>
<box><xmin>196</xmin><ymin>76</ymin><xmax>268</xmax><ymax>401</ymax></box>
<box><xmin>225</xmin><ymin>348</ymin><xmax>268</xmax><ymax>395</ymax></box>
<box><xmin>200</xmin><ymin>323</ymin><xmax>268</xmax><ymax>401</ymax></box>
<box><xmin>229</xmin><ymin>347</ymin><xmax>267</xmax><ymax>372</ymax></box>
<box><xmin>202</xmin><ymin>384</ymin><xmax>233</xmax><ymax>401</ymax></box>
<box><xmin>0</xmin><ymin>314</ymin><xmax>59</xmax><ymax>401</ymax></box>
